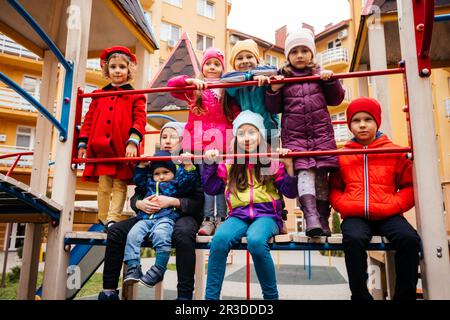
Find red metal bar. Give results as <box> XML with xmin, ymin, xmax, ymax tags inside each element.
<box><xmin>400</xmin><ymin>61</ymin><xmax>414</xmax><ymax>158</ymax></box>
<box><xmin>72</xmin><ymin>87</ymin><xmax>84</xmax><ymax>168</ymax></box>
<box><xmin>6</xmin><ymin>155</ymin><xmax>22</xmax><ymax>176</ymax></box>
<box><xmin>72</xmin><ymin>147</ymin><xmax>412</xmax><ymax>164</ymax></box>
<box><xmin>246</xmin><ymin>251</ymin><xmax>250</xmax><ymax>300</ymax></box>
<box><xmin>79</xmin><ymin>68</ymin><xmax>405</xmax><ymax>99</ymax></box>
<box><xmin>420</xmin><ymin>0</ymin><xmax>435</xmax><ymax>59</ymax></box>
<box><xmin>332</xmin><ymin>120</ymin><xmax>347</xmax><ymax>125</ymax></box>
<box><xmin>413</xmin><ymin>0</ymin><xmax>435</xmax><ymax>76</ymax></box>
<box><xmin>0</xmin><ymin>152</ymin><xmax>33</xmax><ymax>160</ymax></box>
<box><xmin>145</xmin><ymin>130</ymin><xmax>161</xmax><ymax>135</ymax></box>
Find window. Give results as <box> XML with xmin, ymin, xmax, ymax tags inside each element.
<box><xmin>160</xmin><ymin>22</ymin><xmax>181</xmax><ymax>42</ymax></box>
<box><xmin>327</xmin><ymin>39</ymin><xmax>341</xmax><ymax>49</ymax></box>
<box><xmin>82</xmin><ymin>84</ymin><xmax>98</xmax><ymax>117</ymax></box>
<box><xmin>197</xmin><ymin>34</ymin><xmax>214</xmax><ymax>51</ymax></box>
<box><xmin>16</xmin><ymin>126</ymin><xmax>34</xmax><ymax>149</ymax></box>
<box><xmin>22</xmin><ymin>75</ymin><xmax>40</xmax><ymax>99</ymax></box>
<box><xmin>445</xmin><ymin>98</ymin><xmax>450</xmax><ymax>119</ymax></box>
<box><xmin>144</xmin><ymin>11</ymin><xmax>152</xmax><ymax>26</ymax></box>
<box><xmin>265</xmin><ymin>54</ymin><xmax>279</xmax><ymax>68</ymax></box>
<box><xmin>198</xmin><ymin>0</ymin><xmax>215</xmax><ymax>19</ymax></box>
<box><xmin>8</xmin><ymin>223</ymin><xmax>26</xmax><ymax>250</ymax></box>
<box><xmin>163</xmin><ymin>0</ymin><xmax>182</xmax><ymax>7</ymax></box>
<box><xmin>331</xmin><ymin>112</ymin><xmax>351</xmax><ymax>142</ymax></box>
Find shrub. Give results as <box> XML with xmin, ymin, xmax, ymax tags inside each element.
<box><xmin>7</xmin><ymin>266</ymin><xmax>21</xmax><ymax>283</ymax></box>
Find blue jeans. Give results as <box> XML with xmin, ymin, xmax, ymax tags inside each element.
<box><xmin>124</xmin><ymin>216</ymin><xmax>175</xmax><ymax>263</ymax></box>
<box><xmin>205</xmin><ymin>216</ymin><xmax>279</xmax><ymax>300</ymax></box>
<box><xmin>203</xmin><ymin>193</ymin><xmax>227</xmax><ymax>219</ymax></box>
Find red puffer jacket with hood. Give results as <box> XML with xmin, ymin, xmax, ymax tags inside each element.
<box><xmin>329</xmin><ymin>134</ymin><xmax>414</xmax><ymax>220</ymax></box>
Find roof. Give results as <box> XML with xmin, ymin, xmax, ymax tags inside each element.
<box><xmin>315</xmin><ymin>20</ymin><xmax>351</xmax><ymax>41</ymax></box>
<box><xmin>0</xmin><ymin>0</ymin><xmax>158</xmax><ymax>58</ymax></box>
<box><xmin>115</xmin><ymin>0</ymin><xmax>159</xmax><ymax>49</ymax></box>
<box><xmin>350</xmin><ymin>0</ymin><xmax>450</xmax><ymax>71</ymax></box>
<box><xmin>228</xmin><ymin>29</ymin><xmax>284</xmax><ymax>53</ymax></box>
<box><xmin>147</xmin><ymin>33</ymin><xmax>201</xmax><ymax>113</ymax></box>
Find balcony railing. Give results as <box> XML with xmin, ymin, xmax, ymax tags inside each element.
<box><xmin>1</xmin><ymin>32</ymin><xmax>101</xmax><ymax>70</ymax></box>
<box><xmin>0</xmin><ymin>33</ymin><xmax>40</xmax><ymax>60</ymax></box>
<box><xmin>316</xmin><ymin>47</ymin><xmax>349</xmax><ymax>67</ymax></box>
<box><xmin>333</xmin><ymin>125</ymin><xmax>352</xmax><ymax>142</ymax></box>
<box><xmin>0</xmin><ymin>145</ymin><xmax>33</xmax><ymax>168</ymax></box>
<box><xmin>0</xmin><ymin>86</ymin><xmax>38</xmax><ymax>112</ymax></box>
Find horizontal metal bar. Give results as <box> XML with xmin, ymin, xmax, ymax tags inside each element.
<box><xmin>80</xmin><ymin>68</ymin><xmax>406</xmax><ymax>99</ymax></box>
<box><xmin>72</xmin><ymin>147</ymin><xmax>412</xmax><ymax>164</ymax></box>
<box><xmin>0</xmin><ymin>151</ymin><xmax>33</xmax><ymax>160</ymax></box>
<box><xmin>0</xmin><ymin>71</ymin><xmax>67</xmax><ymax>137</ymax></box>
<box><xmin>434</xmin><ymin>14</ymin><xmax>450</xmax><ymax>22</ymax></box>
<box><xmin>63</xmin><ymin>237</ymin><xmax>394</xmax><ymax>251</ymax></box>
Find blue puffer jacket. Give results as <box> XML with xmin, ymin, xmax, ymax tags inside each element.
<box><xmin>133</xmin><ymin>165</ymin><xmax>198</xmax><ymax>219</ymax></box>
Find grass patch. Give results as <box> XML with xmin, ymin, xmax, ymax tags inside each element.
<box><xmin>0</xmin><ymin>271</ymin><xmax>119</xmax><ymax>300</ymax></box>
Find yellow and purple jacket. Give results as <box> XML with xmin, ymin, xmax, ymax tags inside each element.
<box><xmin>202</xmin><ymin>161</ymin><xmax>298</xmax><ymax>231</ymax></box>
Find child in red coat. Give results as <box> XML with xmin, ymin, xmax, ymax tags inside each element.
<box><xmin>329</xmin><ymin>97</ymin><xmax>421</xmax><ymax>300</ymax></box>
<box><xmin>78</xmin><ymin>46</ymin><xmax>147</xmax><ymax>230</ymax></box>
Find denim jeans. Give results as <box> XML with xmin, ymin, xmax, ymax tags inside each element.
<box><xmin>124</xmin><ymin>216</ymin><xmax>175</xmax><ymax>263</ymax></box>
<box><xmin>203</xmin><ymin>193</ymin><xmax>227</xmax><ymax>219</ymax></box>
<box><xmin>205</xmin><ymin>216</ymin><xmax>279</xmax><ymax>300</ymax></box>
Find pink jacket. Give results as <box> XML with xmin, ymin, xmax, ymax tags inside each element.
<box><xmin>167</xmin><ymin>75</ymin><xmax>240</xmax><ymax>153</ymax></box>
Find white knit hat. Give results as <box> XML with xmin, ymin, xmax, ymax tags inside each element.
<box><xmin>161</xmin><ymin>121</ymin><xmax>186</xmax><ymax>138</ymax></box>
<box><xmin>232</xmin><ymin>110</ymin><xmax>266</xmax><ymax>140</ymax></box>
<box><xmin>284</xmin><ymin>28</ymin><xmax>316</xmax><ymax>59</ymax></box>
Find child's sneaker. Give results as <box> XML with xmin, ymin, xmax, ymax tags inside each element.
<box><xmin>97</xmin><ymin>290</ymin><xmax>120</xmax><ymax>300</ymax></box>
<box><xmin>140</xmin><ymin>265</ymin><xmax>165</xmax><ymax>288</ymax></box>
<box><xmin>123</xmin><ymin>264</ymin><xmax>143</xmax><ymax>284</ymax></box>
<box><xmin>198</xmin><ymin>218</ymin><xmax>215</xmax><ymax>236</ymax></box>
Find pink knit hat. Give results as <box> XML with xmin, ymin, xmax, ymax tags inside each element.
<box><xmin>201</xmin><ymin>47</ymin><xmax>225</xmax><ymax>71</ymax></box>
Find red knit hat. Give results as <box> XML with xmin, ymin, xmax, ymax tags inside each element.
<box><xmin>346</xmin><ymin>97</ymin><xmax>382</xmax><ymax>129</ymax></box>
<box><xmin>100</xmin><ymin>46</ymin><xmax>137</xmax><ymax>67</ymax></box>
<box><xmin>201</xmin><ymin>47</ymin><xmax>225</xmax><ymax>72</ymax></box>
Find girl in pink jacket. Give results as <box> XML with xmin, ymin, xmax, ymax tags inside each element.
<box><xmin>168</xmin><ymin>47</ymin><xmax>240</xmax><ymax>236</ymax></box>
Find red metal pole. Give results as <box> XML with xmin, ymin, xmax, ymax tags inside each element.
<box><xmin>246</xmin><ymin>250</ymin><xmax>250</xmax><ymax>300</ymax></box>
<box><xmin>0</xmin><ymin>152</ymin><xmax>33</xmax><ymax>160</ymax></box>
<box><xmin>79</xmin><ymin>68</ymin><xmax>405</xmax><ymax>99</ymax></box>
<box><xmin>144</xmin><ymin>130</ymin><xmax>161</xmax><ymax>135</ymax></box>
<box><xmin>72</xmin><ymin>147</ymin><xmax>412</xmax><ymax>164</ymax></box>
<box><xmin>6</xmin><ymin>155</ymin><xmax>22</xmax><ymax>176</ymax></box>
<box><xmin>71</xmin><ymin>87</ymin><xmax>84</xmax><ymax>168</ymax></box>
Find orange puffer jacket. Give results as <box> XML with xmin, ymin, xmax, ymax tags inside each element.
<box><xmin>329</xmin><ymin>134</ymin><xmax>414</xmax><ymax>220</ymax></box>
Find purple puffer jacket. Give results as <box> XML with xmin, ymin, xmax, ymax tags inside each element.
<box><xmin>265</xmin><ymin>68</ymin><xmax>345</xmax><ymax>171</ymax></box>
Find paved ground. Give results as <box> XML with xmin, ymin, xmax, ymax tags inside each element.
<box><xmin>82</xmin><ymin>250</ymin><xmax>353</xmax><ymax>300</ymax></box>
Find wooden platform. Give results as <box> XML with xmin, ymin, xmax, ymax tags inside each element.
<box><xmin>0</xmin><ymin>173</ymin><xmax>62</xmax><ymax>223</ymax></box>
<box><xmin>64</xmin><ymin>231</ymin><xmax>393</xmax><ymax>250</ymax></box>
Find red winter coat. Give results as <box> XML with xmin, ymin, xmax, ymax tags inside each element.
<box><xmin>79</xmin><ymin>83</ymin><xmax>147</xmax><ymax>182</ymax></box>
<box><xmin>329</xmin><ymin>134</ymin><xmax>414</xmax><ymax>220</ymax></box>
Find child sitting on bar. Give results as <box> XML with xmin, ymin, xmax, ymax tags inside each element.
<box><xmin>329</xmin><ymin>97</ymin><xmax>421</xmax><ymax>300</ymax></box>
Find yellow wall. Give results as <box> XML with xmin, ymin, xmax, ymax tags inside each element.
<box><xmin>143</xmin><ymin>0</ymin><xmax>229</xmax><ymax>76</ymax></box>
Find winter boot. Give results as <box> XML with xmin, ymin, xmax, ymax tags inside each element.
<box><xmin>316</xmin><ymin>200</ymin><xmax>332</xmax><ymax>237</ymax></box>
<box><xmin>299</xmin><ymin>194</ymin><xmax>323</xmax><ymax>237</ymax></box>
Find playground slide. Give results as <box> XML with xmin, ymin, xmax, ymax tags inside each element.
<box><xmin>35</xmin><ymin>223</ymin><xmax>106</xmax><ymax>300</ymax></box>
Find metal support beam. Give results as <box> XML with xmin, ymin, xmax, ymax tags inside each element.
<box><xmin>397</xmin><ymin>0</ymin><xmax>450</xmax><ymax>299</ymax></box>
<box><xmin>42</xmin><ymin>0</ymin><xmax>92</xmax><ymax>300</ymax></box>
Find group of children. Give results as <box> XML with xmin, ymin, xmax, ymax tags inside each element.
<box><xmin>79</xmin><ymin>28</ymin><xmax>421</xmax><ymax>300</ymax></box>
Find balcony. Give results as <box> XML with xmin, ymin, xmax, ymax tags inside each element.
<box><xmin>1</xmin><ymin>32</ymin><xmax>101</xmax><ymax>70</ymax></box>
<box><xmin>0</xmin><ymin>33</ymin><xmax>40</xmax><ymax>60</ymax></box>
<box><xmin>0</xmin><ymin>145</ymin><xmax>33</xmax><ymax>168</ymax></box>
<box><xmin>316</xmin><ymin>47</ymin><xmax>349</xmax><ymax>70</ymax></box>
<box><xmin>0</xmin><ymin>86</ymin><xmax>38</xmax><ymax>112</ymax></box>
